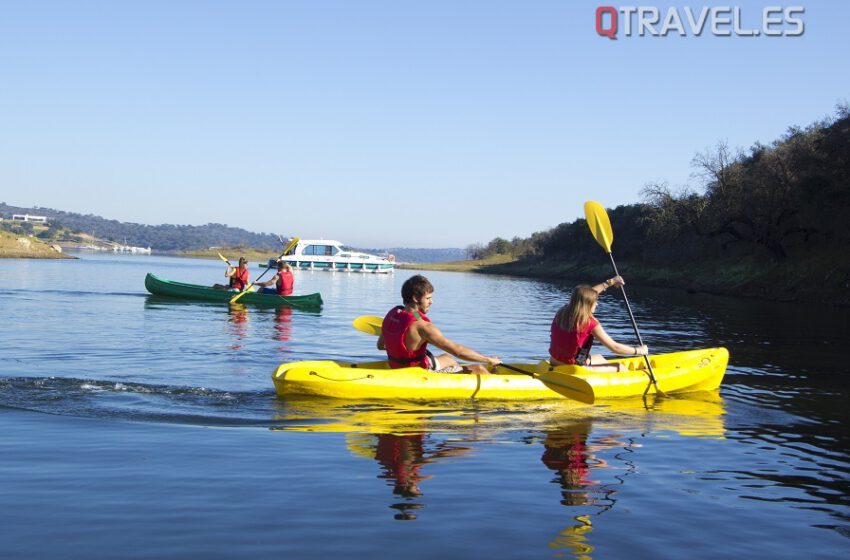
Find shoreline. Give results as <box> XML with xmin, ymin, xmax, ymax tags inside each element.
<box><xmin>402</xmin><ymin>253</ymin><xmax>850</xmax><ymax>307</ymax></box>
<box><xmin>8</xmin><ymin>235</ymin><xmax>847</xmax><ymax>307</ymax></box>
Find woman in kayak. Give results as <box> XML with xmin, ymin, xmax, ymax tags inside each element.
<box><xmin>213</xmin><ymin>256</ymin><xmax>250</xmax><ymax>291</ymax></box>
<box><xmin>549</xmin><ymin>276</ymin><xmax>648</xmax><ymax>372</ymax></box>
<box><xmin>254</xmin><ymin>260</ymin><xmax>295</xmax><ymax>296</ymax></box>
<box><xmin>377</xmin><ymin>274</ymin><xmax>500</xmax><ymax>374</ymax></box>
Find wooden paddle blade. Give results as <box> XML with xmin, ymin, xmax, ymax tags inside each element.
<box><xmin>536</xmin><ymin>370</ymin><xmax>595</xmax><ymax>404</ymax></box>
<box><xmin>584</xmin><ymin>200</ymin><xmax>614</xmax><ymax>253</ymax></box>
<box><xmin>352</xmin><ymin>315</ymin><xmax>383</xmax><ymax>336</ymax></box>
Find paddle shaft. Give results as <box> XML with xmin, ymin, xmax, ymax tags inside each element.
<box><xmin>499</xmin><ymin>363</ymin><xmax>544</xmax><ymax>378</ymax></box>
<box><xmin>606</xmin><ymin>251</ymin><xmax>664</xmax><ymax>395</ymax></box>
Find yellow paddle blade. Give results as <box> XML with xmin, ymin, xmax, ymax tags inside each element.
<box><xmin>500</xmin><ymin>363</ymin><xmax>595</xmax><ymax>404</ymax></box>
<box><xmin>352</xmin><ymin>315</ymin><xmax>383</xmax><ymax>336</ymax></box>
<box><xmin>228</xmin><ymin>283</ymin><xmax>254</xmax><ymax>304</ymax></box>
<box><xmin>584</xmin><ymin>200</ymin><xmax>614</xmax><ymax>253</ymax></box>
<box><xmin>281</xmin><ymin>236</ymin><xmax>300</xmax><ymax>257</ymax></box>
<box><xmin>538</xmin><ymin>371</ymin><xmax>594</xmax><ymax>404</ymax></box>
<box><xmin>217</xmin><ymin>252</ymin><xmax>231</xmax><ymax>265</ymax></box>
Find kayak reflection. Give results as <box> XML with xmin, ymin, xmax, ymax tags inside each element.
<box><xmin>270</xmin><ymin>392</ymin><xmax>726</xmax><ymax>524</ymax></box>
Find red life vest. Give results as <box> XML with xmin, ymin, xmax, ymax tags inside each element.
<box><xmin>382</xmin><ymin>306</ymin><xmax>430</xmax><ymax>369</ymax></box>
<box><xmin>276</xmin><ymin>270</ymin><xmax>294</xmax><ymax>295</ymax></box>
<box><xmin>229</xmin><ymin>266</ymin><xmax>249</xmax><ymax>291</ymax></box>
<box><xmin>549</xmin><ymin>317</ymin><xmax>599</xmax><ymax>365</ymax></box>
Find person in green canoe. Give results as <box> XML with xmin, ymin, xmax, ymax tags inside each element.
<box><xmin>213</xmin><ymin>256</ymin><xmax>250</xmax><ymax>291</ymax></box>
<box><xmin>549</xmin><ymin>276</ymin><xmax>648</xmax><ymax>372</ymax></box>
<box><xmin>254</xmin><ymin>260</ymin><xmax>295</xmax><ymax>296</ymax></box>
<box><xmin>377</xmin><ymin>274</ymin><xmax>500</xmax><ymax>374</ymax></box>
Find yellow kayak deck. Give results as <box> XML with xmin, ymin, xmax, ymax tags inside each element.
<box><xmin>272</xmin><ymin>347</ymin><xmax>729</xmax><ymax>402</ymax></box>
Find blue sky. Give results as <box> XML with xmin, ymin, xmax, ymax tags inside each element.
<box><xmin>1</xmin><ymin>1</ymin><xmax>847</xmax><ymax>247</ymax></box>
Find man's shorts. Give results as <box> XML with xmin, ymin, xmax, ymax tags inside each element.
<box><xmin>426</xmin><ymin>350</ymin><xmax>463</xmax><ymax>373</ymax></box>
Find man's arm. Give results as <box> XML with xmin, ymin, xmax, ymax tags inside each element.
<box><xmin>255</xmin><ymin>273</ymin><xmax>280</xmax><ymax>288</ymax></box>
<box><xmin>418</xmin><ymin>322</ymin><xmax>499</xmax><ymax>366</ymax></box>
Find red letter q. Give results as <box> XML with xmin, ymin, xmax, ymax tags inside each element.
<box><xmin>596</xmin><ymin>6</ymin><xmax>618</xmax><ymax>40</ymax></box>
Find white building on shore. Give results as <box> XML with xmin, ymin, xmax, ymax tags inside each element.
<box><xmin>11</xmin><ymin>214</ymin><xmax>48</xmax><ymax>223</ymax></box>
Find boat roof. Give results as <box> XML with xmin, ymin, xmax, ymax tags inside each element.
<box><xmin>295</xmin><ymin>239</ymin><xmax>344</xmax><ymax>246</ymax></box>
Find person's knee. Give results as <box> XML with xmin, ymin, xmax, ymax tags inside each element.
<box><xmin>436</xmin><ymin>354</ymin><xmax>457</xmax><ymax>369</ymax></box>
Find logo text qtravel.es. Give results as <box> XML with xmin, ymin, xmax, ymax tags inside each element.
<box><xmin>595</xmin><ymin>5</ymin><xmax>805</xmax><ymax>39</ymax></box>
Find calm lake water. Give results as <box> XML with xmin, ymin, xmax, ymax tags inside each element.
<box><xmin>1</xmin><ymin>253</ymin><xmax>848</xmax><ymax>559</ymax></box>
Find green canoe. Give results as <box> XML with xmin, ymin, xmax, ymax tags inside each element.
<box><xmin>144</xmin><ymin>273</ymin><xmax>323</xmax><ymax>310</ymax></box>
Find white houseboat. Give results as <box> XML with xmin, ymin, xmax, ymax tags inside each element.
<box><xmin>266</xmin><ymin>239</ymin><xmax>394</xmax><ymax>273</ymax></box>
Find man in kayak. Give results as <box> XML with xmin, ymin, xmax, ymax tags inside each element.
<box><xmin>549</xmin><ymin>276</ymin><xmax>648</xmax><ymax>372</ymax></box>
<box><xmin>254</xmin><ymin>260</ymin><xmax>295</xmax><ymax>296</ymax></box>
<box><xmin>377</xmin><ymin>274</ymin><xmax>500</xmax><ymax>374</ymax></box>
<box><xmin>213</xmin><ymin>257</ymin><xmax>250</xmax><ymax>291</ymax></box>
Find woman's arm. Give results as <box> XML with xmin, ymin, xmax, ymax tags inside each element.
<box><xmin>591</xmin><ymin>323</ymin><xmax>648</xmax><ymax>356</ymax></box>
<box><xmin>592</xmin><ymin>275</ymin><xmax>624</xmax><ymax>294</ymax></box>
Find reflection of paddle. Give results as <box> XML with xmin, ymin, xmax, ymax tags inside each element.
<box><xmin>583</xmin><ymin>201</ymin><xmax>665</xmax><ymax>397</ymax></box>
<box><xmin>229</xmin><ymin>237</ymin><xmax>300</xmax><ymax>304</ymax></box>
<box><xmin>352</xmin><ymin>315</ymin><xmax>595</xmax><ymax>404</ymax></box>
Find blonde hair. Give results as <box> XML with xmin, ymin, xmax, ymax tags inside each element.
<box><xmin>554</xmin><ymin>285</ymin><xmax>598</xmax><ymax>332</ymax></box>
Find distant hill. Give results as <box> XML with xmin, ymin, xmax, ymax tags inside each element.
<box><xmin>0</xmin><ymin>203</ymin><xmax>283</xmax><ymax>252</ymax></box>
<box><xmin>0</xmin><ymin>203</ymin><xmax>465</xmax><ymax>259</ymax></box>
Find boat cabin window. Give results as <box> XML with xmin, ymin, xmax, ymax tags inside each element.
<box><xmin>303</xmin><ymin>244</ymin><xmax>338</xmax><ymax>256</ymax></box>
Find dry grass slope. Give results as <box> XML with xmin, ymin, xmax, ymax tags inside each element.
<box><xmin>0</xmin><ymin>230</ymin><xmax>74</xmax><ymax>259</ymax></box>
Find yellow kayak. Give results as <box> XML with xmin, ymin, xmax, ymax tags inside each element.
<box><xmin>271</xmin><ymin>347</ymin><xmax>728</xmax><ymax>402</ymax></box>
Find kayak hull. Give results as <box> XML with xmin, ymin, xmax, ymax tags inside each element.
<box><xmin>272</xmin><ymin>348</ymin><xmax>728</xmax><ymax>401</ymax></box>
<box><xmin>144</xmin><ymin>273</ymin><xmax>323</xmax><ymax>309</ymax></box>
<box><xmin>272</xmin><ymin>361</ymin><xmax>577</xmax><ymax>401</ymax></box>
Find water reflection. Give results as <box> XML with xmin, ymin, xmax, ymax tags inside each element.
<box><xmin>345</xmin><ymin>432</ymin><xmax>474</xmax><ymax>520</ymax></box>
<box><xmin>227</xmin><ymin>303</ymin><xmax>249</xmax><ymax>348</ymax></box>
<box><xmin>540</xmin><ymin>423</ymin><xmax>596</xmax><ymax>507</ymax></box>
<box><xmin>535</xmin><ymin>424</ymin><xmax>639</xmax><ymax>559</ymax></box>
<box><xmin>271</xmin><ymin>393</ymin><xmax>728</xmax><ymax>529</ymax></box>
<box><xmin>273</xmin><ymin>307</ymin><xmax>293</xmax><ymax>344</ymax></box>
